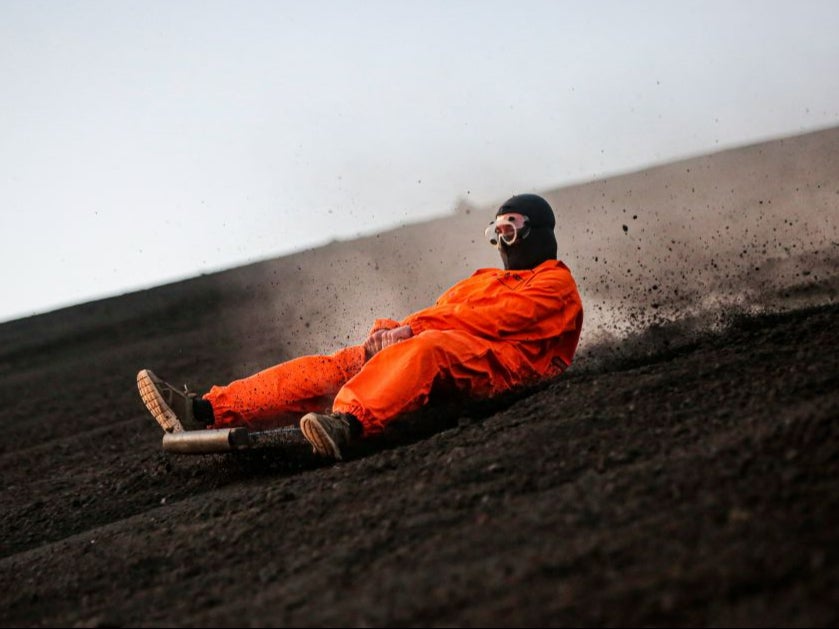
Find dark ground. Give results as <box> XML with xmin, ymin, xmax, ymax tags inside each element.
<box><xmin>2</xmin><ymin>128</ymin><xmax>838</xmax><ymax>627</ymax></box>
<box><xmin>0</xmin><ymin>286</ymin><xmax>837</xmax><ymax>627</ymax></box>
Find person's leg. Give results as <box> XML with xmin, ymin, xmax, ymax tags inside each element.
<box><xmin>332</xmin><ymin>330</ymin><xmax>520</xmax><ymax>435</ymax></box>
<box><xmin>205</xmin><ymin>345</ymin><xmax>366</xmax><ymax>429</ymax></box>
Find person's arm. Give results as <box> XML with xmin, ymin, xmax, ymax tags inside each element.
<box><xmin>404</xmin><ymin>273</ymin><xmax>581</xmax><ymax>342</ymax></box>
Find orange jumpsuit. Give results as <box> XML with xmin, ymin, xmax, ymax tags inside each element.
<box><xmin>205</xmin><ymin>259</ymin><xmax>583</xmax><ymax>435</ymax></box>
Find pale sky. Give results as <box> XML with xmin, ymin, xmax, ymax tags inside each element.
<box><xmin>2</xmin><ymin>0</ymin><xmax>838</xmax><ymax>323</ymax></box>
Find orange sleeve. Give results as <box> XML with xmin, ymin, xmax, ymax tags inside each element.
<box><xmin>403</xmin><ymin>272</ymin><xmax>582</xmax><ymax>342</ymax></box>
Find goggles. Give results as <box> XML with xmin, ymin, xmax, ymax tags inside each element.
<box><xmin>484</xmin><ymin>213</ymin><xmax>530</xmax><ymax>246</ymax></box>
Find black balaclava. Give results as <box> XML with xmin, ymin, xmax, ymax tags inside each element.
<box><xmin>495</xmin><ymin>194</ymin><xmax>558</xmax><ymax>270</ymax></box>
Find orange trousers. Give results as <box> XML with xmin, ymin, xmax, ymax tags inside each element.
<box><xmin>204</xmin><ymin>329</ymin><xmax>532</xmax><ymax>435</ymax></box>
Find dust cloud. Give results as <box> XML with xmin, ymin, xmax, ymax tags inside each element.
<box><xmin>547</xmin><ymin>127</ymin><xmax>839</xmax><ymax>366</ymax></box>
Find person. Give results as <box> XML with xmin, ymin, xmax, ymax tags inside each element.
<box><xmin>137</xmin><ymin>193</ymin><xmax>584</xmax><ymax>460</ymax></box>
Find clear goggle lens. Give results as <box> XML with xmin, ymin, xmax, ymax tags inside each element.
<box><xmin>484</xmin><ymin>213</ymin><xmax>529</xmax><ymax>246</ymax></box>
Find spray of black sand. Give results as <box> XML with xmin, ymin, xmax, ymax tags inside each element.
<box><xmin>551</xmin><ymin>127</ymin><xmax>839</xmax><ymax>370</ymax></box>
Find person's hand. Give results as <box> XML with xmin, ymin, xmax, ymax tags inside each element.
<box><xmin>364</xmin><ymin>325</ymin><xmax>413</xmax><ymax>359</ymax></box>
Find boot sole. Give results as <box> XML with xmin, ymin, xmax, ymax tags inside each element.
<box><xmin>300</xmin><ymin>414</ymin><xmax>343</xmax><ymax>460</ymax></box>
<box><xmin>137</xmin><ymin>369</ymin><xmax>184</xmax><ymax>433</ymax></box>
